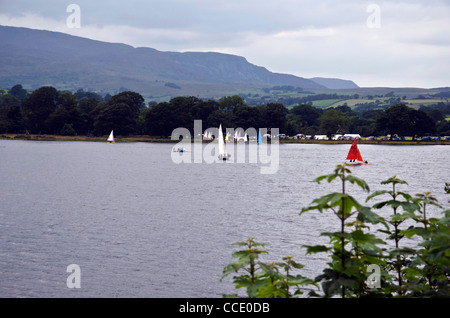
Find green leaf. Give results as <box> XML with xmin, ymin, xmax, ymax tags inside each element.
<box><xmin>303</xmin><ymin>245</ymin><xmax>331</xmax><ymax>254</ymax></box>
<box><xmin>373</xmin><ymin>200</ymin><xmax>420</xmax><ymax>213</ymax></box>
<box><xmin>316</xmin><ymin>174</ymin><xmax>336</xmax><ymax>184</ymax></box>
<box><xmin>288</xmin><ymin>274</ymin><xmax>316</xmax><ymax>286</ymax></box>
<box><xmin>389</xmin><ymin>247</ymin><xmax>416</xmax><ymax>258</ymax></box>
<box><xmin>366</xmin><ymin>190</ymin><xmax>391</xmax><ymax>201</ymax></box>
<box><xmin>380</xmin><ymin>175</ymin><xmax>408</xmax><ymax>185</ymax></box>
<box><xmin>357</xmin><ymin>206</ymin><xmax>388</xmax><ymax>228</ymax></box>
<box><xmin>351</xmin><ymin>229</ymin><xmax>373</xmax><ymax>243</ymax></box>
<box><xmin>221</xmin><ymin>258</ymin><xmax>250</xmax><ymax>280</ymax></box>
<box><xmin>400</xmin><ymin>227</ymin><xmax>423</xmax><ymax>239</ymax></box>
<box><xmin>346</xmin><ymin>175</ymin><xmax>370</xmax><ymax>192</ymax></box>
<box><xmin>390</xmin><ymin>210</ymin><xmax>420</xmax><ymax>222</ymax></box>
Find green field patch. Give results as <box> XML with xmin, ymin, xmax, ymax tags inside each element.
<box><xmin>404</xmin><ymin>99</ymin><xmax>444</xmax><ymax>106</ymax></box>
<box><xmin>311</xmin><ymin>99</ymin><xmax>344</xmax><ymax>108</ymax></box>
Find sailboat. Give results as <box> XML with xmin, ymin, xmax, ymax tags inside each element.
<box><xmin>217</xmin><ymin>124</ymin><xmax>231</xmax><ymax>161</ymax></box>
<box><xmin>346</xmin><ymin>139</ymin><xmax>370</xmax><ymax>165</ymax></box>
<box><xmin>107</xmin><ymin>130</ymin><xmax>115</xmax><ymax>143</ymax></box>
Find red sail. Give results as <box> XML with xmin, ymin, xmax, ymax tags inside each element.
<box><xmin>356</xmin><ymin>149</ymin><xmax>363</xmax><ymax>161</ymax></box>
<box><xmin>346</xmin><ymin>139</ymin><xmax>363</xmax><ymax>161</ymax></box>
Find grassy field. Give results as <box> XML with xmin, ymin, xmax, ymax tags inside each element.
<box><xmin>313</xmin><ymin>97</ymin><xmax>446</xmax><ymax>110</ymax></box>
<box><xmin>311</xmin><ymin>99</ymin><xmax>343</xmax><ymax>108</ymax></box>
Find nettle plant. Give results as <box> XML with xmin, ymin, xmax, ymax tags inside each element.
<box><xmin>222</xmin><ymin>165</ymin><xmax>450</xmax><ymax>298</ymax></box>
<box><xmin>367</xmin><ymin>177</ymin><xmax>450</xmax><ymax>296</ymax></box>
<box><xmin>221</xmin><ymin>237</ymin><xmax>317</xmax><ymax>298</ymax></box>
<box><xmin>300</xmin><ymin>165</ymin><xmax>388</xmax><ymax>297</ymax></box>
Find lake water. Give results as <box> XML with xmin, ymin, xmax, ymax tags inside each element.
<box><xmin>0</xmin><ymin>140</ymin><xmax>449</xmax><ymax>297</ymax></box>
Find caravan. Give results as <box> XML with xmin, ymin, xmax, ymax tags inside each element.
<box><xmin>343</xmin><ymin>134</ymin><xmax>361</xmax><ymax>140</ymax></box>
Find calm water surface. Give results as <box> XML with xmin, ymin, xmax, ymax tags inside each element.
<box><xmin>0</xmin><ymin>140</ymin><xmax>448</xmax><ymax>297</ymax></box>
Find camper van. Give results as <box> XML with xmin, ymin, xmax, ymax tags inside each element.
<box><xmin>314</xmin><ymin>135</ymin><xmax>329</xmax><ymax>140</ymax></box>
<box><xmin>343</xmin><ymin>134</ymin><xmax>361</xmax><ymax>140</ymax></box>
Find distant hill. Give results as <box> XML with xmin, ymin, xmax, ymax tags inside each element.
<box><xmin>0</xmin><ymin>25</ymin><xmax>361</xmax><ymax>97</ymax></box>
<box><xmin>309</xmin><ymin>77</ymin><xmax>359</xmax><ymax>89</ymax></box>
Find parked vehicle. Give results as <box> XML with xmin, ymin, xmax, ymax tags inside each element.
<box><xmin>365</xmin><ymin>136</ymin><xmax>377</xmax><ymax>141</ymax></box>
<box><xmin>343</xmin><ymin>134</ymin><xmax>361</xmax><ymax>140</ymax></box>
<box><xmin>314</xmin><ymin>135</ymin><xmax>329</xmax><ymax>140</ymax></box>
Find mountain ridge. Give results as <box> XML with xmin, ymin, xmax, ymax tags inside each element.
<box><xmin>0</xmin><ymin>25</ymin><xmax>359</xmax><ymax>97</ymax></box>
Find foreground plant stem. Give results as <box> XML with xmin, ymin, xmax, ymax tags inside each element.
<box><xmin>341</xmin><ymin>168</ymin><xmax>346</xmax><ymax>298</ymax></box>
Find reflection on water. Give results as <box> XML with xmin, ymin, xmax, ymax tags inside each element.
<box><xmin>0</xmin><ymin>140</ymin><xmax>448</xmax><ymax>297</ymax></box>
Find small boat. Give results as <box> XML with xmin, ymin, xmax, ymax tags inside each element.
<box><xmin>107</xmin><ymin>130</ymin><xmax>115</xmax><ymax>143</ymax></box>
<box><xmin>345</xmin><ymin>139</ymin><xmax>370</xmax><ymax>165</ymax></box>
<box><xmin>173</xmin><ymin>147</ymin><xmax>190</xmax><ymax>152</ymax></box>
<box><xmin>218</xmin><ymin>124</ymin><xmax>231</xmax><ymax>160</ymax></box>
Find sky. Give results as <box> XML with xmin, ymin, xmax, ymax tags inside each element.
<box><xmin>0</xmin><ymin>0</ymin><xmax>449</xmax><ymax>88</ymax></box>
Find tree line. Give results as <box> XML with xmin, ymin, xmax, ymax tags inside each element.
<box><xmin>1</xmin><ymin>84</ymin><xmax>450</xmax><ymax>138</ymax></box>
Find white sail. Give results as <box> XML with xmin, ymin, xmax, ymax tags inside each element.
<box><xmin>218</xmin><ymin>125</ymin><xmax>226</xmax><ymax>155</ymax></box>
<box><xmin>218</xmin><ymin>124</ymin><xmax>230</xmax><ymax>160</ymax></box>
<box><xmin>107</xmin><ymin>130</ymin><xmax>115</xmax><ymax>143</ymax></box>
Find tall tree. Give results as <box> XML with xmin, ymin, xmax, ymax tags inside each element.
<box><xmin>109</xmin><ymin>91</ymin><xmax>145</xmax><ymax>118</ymax></box>
<box><xmin>319</xmin><ymin>108</ymin><xmax>348</xmax><ymax>139</ymax></box>
<box><xmin>437</xmin><ymin>120</ymin><xmax>450</xmax><ymax>136</ymax></box>
<box><xmin>94</xmin><ymin>102</ymin><xmax>137</xmax><ymax>136</ymax></box>
<box><xmin>0</xmin><ymin>94</ymin><xmax>24</xmax><ymax>133</ymax></box>
<box><xmin>233</xmin><ymin>105</ymin><xmax>261</xmax><ymax>130</ymax></box>
<box><xmin>290</xmin><ymin>104</ymin><xmax>322</xmax><ymax>127</ymax></box>
<box><xmin>219</xmin><ymin>95</ymin><xmax>245</xmax><ymax>113</ymax></box>
<box><xmin>46</xmin><ymin>92</ymin><xmax>83</xmax><ymax>135</ymax></box>
<box><xmin>376</xmin><ymin>104</ymin><xmax>412</xmax><ymax>136</ymax></box>
<box><xmin>410</xmin><ymin>109</ymin><xmax>436</xmax><ymax>136</ymax></box>
<box><xmin>376</xmin><ymin>104</ymin><xmax>436</xmax><ymax>137</ymax></box>
<box><xmin>190</xmin><ymin>100</ymin><xmax>219</xmax><ymax>128</ymax></box>
<box><xmin>168</xmin><ymin>96</ymin><xmax>198</xmax><ymax>132</ymax></box>
<box><xmin>74</xmin><ymin>89</ymin><xmax>103</xmax><ymax>102</ymax></box>
<box><xmin>21</xmin><ymin>86</ymin><xmax>59</xmax><ymax>133</ymax></box>
<box><xmin>9</xmin><ymin>84</ymin><xmax>27</xmax><ymax>101</ymax></box>
<box><xmin>264</xmin><ymin>103</ymin><xmax>288</xmax><ymax>132</ymax></box>
<box><xmin>206</xmin><ymin>109</ymin><xmax>235</xmax><ymax>131</ymax></box>
<box><xmin>145</xmin><ymin>102</ymin><xmax>178</xmax><ymax>137</ymax></box>
<box><xmin>77</xmin><ymin>97</ymin><xmax>100</xmax><ymax>135</ymax></box>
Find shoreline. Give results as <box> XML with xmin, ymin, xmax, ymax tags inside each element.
<box><xmin>1</xmin><ymin>134</ymin><xmax>450</xmax><ymax>145</ymax></box>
